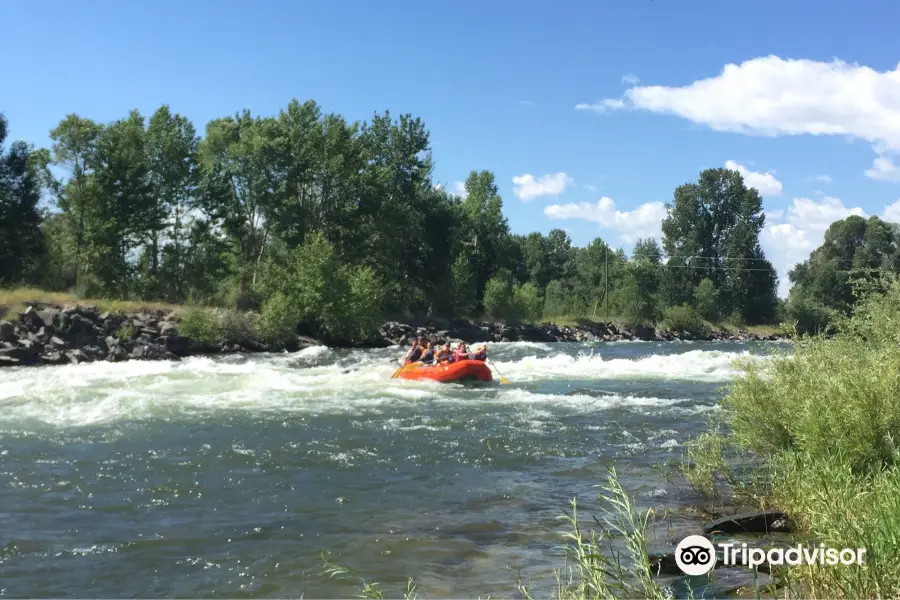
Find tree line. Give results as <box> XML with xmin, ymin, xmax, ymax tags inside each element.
<box><xmin>2</xmin><ymin>98</ymin><xmax>872</xmax><ymax>341</ymax></box>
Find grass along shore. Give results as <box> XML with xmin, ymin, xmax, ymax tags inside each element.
<box><xmin>682</xmin><ymin>275</ymin><xmax>900</xmax><ymax>598</ymax></box>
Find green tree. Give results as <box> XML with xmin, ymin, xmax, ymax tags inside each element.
<box><xmin>49</xmin><ymin>114</ymin><xmax>102</xmax><ymax>289</ymax></box>
<box><xmin>83</xmin><ymin>110</ymin><xmax>154</xmax><ymax>296</ymax></box>
<box><xmin>660</xmin><ymin>167</ymin><xmax>778</xmax><ymax>323</ymax></box>
<box><xmin>483</xmin><ymin>268</ymin><xmax>515</xmax><ymax>320</ymax></box>
<box><xmin>0</xmin><ymin>113</ymin><xmax>47</xmax><ymax>285</ymax></box>
<box><xmin>788</xmin><ymin>215</ymin><xmax>900</xmax><ymax>316</ymax></box>
<box><xmin>693</xmin><ymin>277</ymin><xmax>718</xmax><ymax>321</ymax></box>
<box><xmin>513</xmin><ymin>282</ymin><xmax>543</xmax><ymax>322</ymax></box>
<box><xmin>458</xmin><ymin>170</ymin><xmax>511</xmax><ymax>308</ymax></box>
<box><xmin>256</xmin><ymin>231</ymin><xmax>384</xmax><ymax>342</ymax></box>
<box><xmin>144</xmin><ymin>105</ymin><xmax>200</xmax><ymax>301</ymax></box>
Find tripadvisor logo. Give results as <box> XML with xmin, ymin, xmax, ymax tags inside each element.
<box><xmin>675</xmin><ymin>535</ymin><xmax>867</xmax><ymax>576</ymax></box>
<box><xmin>675</xmin><ymin>535</ymin><xmax>717</xmax><ymax>576</ymax></box>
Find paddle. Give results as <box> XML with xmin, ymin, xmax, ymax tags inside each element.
<box><xmin>390</xmin><ymin>359</ymin><xmax>405</xmax><ymax>379</ymax></box>
<box><xmin>486</xmin><ymin>358</ymin><xmax>509</xmax><ymax>384</ymax></box>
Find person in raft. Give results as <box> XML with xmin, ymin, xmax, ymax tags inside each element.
<box><xmin>403</xmin><ymin>338</ymin><xmax>423</xmax><ymax>364</ymax></box>
<box><xmin>419</xmin><ymin>340</ymin><xmax>435</xmax><ymax>364</ymax></box>
<box><xmin>471</xmin><ymin>344</ymin><xmax>487</xmax><ymax>361</ymax></box>
<box><xmin>451</xmin><ymin>342</ymin><xmax>472</xmax><ymax>363</ymax></box>
<box><xmin>432</xmin><ymin>342</ymin><xmax>451</xmax><ymax>364</ymax></box>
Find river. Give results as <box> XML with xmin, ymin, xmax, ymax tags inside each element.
<box><xmin>0</xmin><ymin>340</ymin><xmax>786</xmax><ymax>598</ymax></box>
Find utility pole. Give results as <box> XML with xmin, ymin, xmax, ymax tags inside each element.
<box><xmin>605</xmin><ymin>245</ymin><xmax>609</xmax><ymax>320</ymax></box>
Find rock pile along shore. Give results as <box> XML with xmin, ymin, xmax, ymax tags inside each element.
<box><xmin>0</xmin><ymin>303</ymin><xmax>787</xmax><ymax>367</ymax></box>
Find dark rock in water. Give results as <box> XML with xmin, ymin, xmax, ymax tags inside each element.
<box><xmin>241</xmin><ymin>338</ymin><xmax>269</xmax><ymax>353</ymax></box>
<box><xmin>0</xmin><ymin>355</ymin><xmax>20</xmax><ymax>366</ymax></box>
<box><xmin>49</xmin><ymin>336</ymin><xmax>66</xmax><ymax>349</ymax></box>
<box><xmin>633</xmin><ymin>324</ymin><xmax>656</xmax><ymax>341</ymax></box>
<box><xmin>17</xmin><ymin>338</ymin><xmax>41</xmax><ymax>352</ymax></box>
<box><xmin>40</xmin><ymin>351</ymin><xmax>67</xmax><ymax>365</ymax></box>
<box><xmin>669</xmin><ymin>568</ymin><xmax>773</xmax><ymax>599</ymax></box>
<box><xmin>107</xmin><ymin>346</ymin><xmax>128</xmax><ymax>362</ymax></box>
<box><xmin>648</xmin><ymin>549</ymin><xmax>682</xmax><ymax>576</ymax></box>
<box><xmin>158</xmin><ymin>334</ymin><xmax>190</xmax><ymax>356</ymax></box>
<box><xmin>0</xmin><ymin>320</ymin><xmax>15</xmax><ymax>342</ymax></box>
<box><xmin>65</xmin><ymin>349</ymin><xmax>91</xmax><ymax>364</ymax></box>
<box><xmin>703</xmin><ymin>511</ymin><xmax>792</xmax><ymax>535</ymax></box>
<box><xmin>296</xmin><ymin>335</ymin><xmax>321</xmax><ymax>349</ymax></box>
<box><xmin>0</xmin><ymin>345</ymin><xmax>38</xmax><ymax>364</ymax></box>
<box><xmin>130</xmin><ymin>343</ymin><xmax>180</xmax><ymax>361</ymax></box>
<box><xmin>82</xmin><ymin>345</ymin><xmax>104</xmax><ymax>359</ymax></box>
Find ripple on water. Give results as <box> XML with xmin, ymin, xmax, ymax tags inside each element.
<box><xmin>0</xmin><ymin>340</ymin><xmax>786</xmax><ymax>597</ymax></box>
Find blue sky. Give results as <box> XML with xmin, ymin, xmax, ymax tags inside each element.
<box><xmin>4</xmin><ymin>0</ymin><xmax>900</xmax><ymax>296</ymax></box>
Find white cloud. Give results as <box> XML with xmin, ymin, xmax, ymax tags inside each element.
<box><xmin>622</xmin><ymin>73</ymin><xmax>640</xmax><ymax>85</ymax></box>
<box><xmin>578</xmin><ymin>55</ymin><xmax>900</xmax><ymax>175</ymax></box>
<box><xmin>451</xmin><ymin>181</ymin><xmax>468</xmax><ymax>198</ymax></box>
<box><xmin>519</xmin><ymin>100</ymin><xmax>534</xmax><ymax>107</ymax></box>
<box><xmin>765</xmin><ymin>209</ymin><xmax>785</xmax><ymax>221</ymax></box>
<box><xmin>724</xmin><ymin>160</ymin><xmax>783</xmax><ymax>196</ymax></box>
<box><xmin>512</xmin><ymin>172</ymin><xmax>575</xmax><ymax>201</ymax></box>
<box><xmin>811</xmin><ymin>174</ymin><xmax>832</xmax><ymax>183</ymax></box>
<box><xmin>761</xmin><ymin>196</ymin><xmax>867</xmax><ymax>297</ymax></box>
<box><xmin>865</xmin><ymin>155</ymin><xmax>900</xmax><ymax>181</ymax></box>
<box><xmin>883</xmin><ymin>200</ymin><xmax>900</xmax><ymax>222</ymax></box>
<box><xmin>787</xmin><ymin>196</ymin><xmax>865</xmax><ymax>231</ymax></box>
<box><xmin>584</xmin><ymin>183</ymin><xmax>599</xmax><ymax>192</ymax></box>
<box><xmin>575</xmin><ymin>99</ymin><xmax>626</xmax><ymax>113</ymax></box>
<box><xmin>544</xmin><ymin>196</ymin><xmax>668</xmax><ymax>243</ymax></box>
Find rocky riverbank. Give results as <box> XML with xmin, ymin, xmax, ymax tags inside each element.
<box><xmin>0</xmin><ymin>302</ymin><xmax>788</xmax><ymax>367</ymax></box>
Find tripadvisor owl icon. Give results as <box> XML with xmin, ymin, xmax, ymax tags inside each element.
<box><xmin>675</xmin><ymin>535</ymin><xmax>717</xmax><ymax>576</ymax></box>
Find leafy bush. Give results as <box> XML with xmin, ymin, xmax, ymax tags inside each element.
<box><xmin>219</xmin><ymin>308</ymin><xmax>258</xmax><ymax>343</ymax></box>
<box><xmin>343</xmin><ymin>264</ymin><xmax>384</xmax><ymax>341</ymax></box>
<box><xmin>784</xmin><ymin>292</ymin><xmax>835</xmax><ymax>336</ymax></box>
<box><xmin>178</xmin><ymin>306</ymin><xmax>222</xmax><ymax>343</ymax></box>
<box><xmin>542</xmin><ymin>279</ymin><xmax>571</xmax><ymax>318</ymax></box>
<box><xmin>513</xmin><ymin>282</ymin><xmax>542</xmax><ymax>322</ymax></box>
<box><xmin>693</xmin><ymin>277</ymin><xmax>718</xmax><ymax>321</ymax></box>
<box><xmin>483</xmin><ymin>269</ymin><xmax>515</xmax><ymax>320</ymax></box>
<box><xmin>449</xmin><ymin>253</ymin><xmax>476</xmax><ymax>317</ymax></box>
<box><xmin>661</xmin><ymin>304</ymin><xmax>711</xmax><ymax>337</ymax></box>
<box><xmin>686</xmin><ymin>276</ymin><xmax>900</xmax><ymax>597</ymax></box>
<box><xmin>612</xmin><ymin>277</ymin><xmax>659</xmax><ymax>327</ymax></box>
<box><xmin>256</xmin><ymin>292</ymin><xmax>297</xmax><ymax>346</ymax></box>
<box><xmin>254</xmin><ymin>232</ymin><xmax>385</xmax><ymax>342</ymax></box>
<box><xmin>114</xmin><ymin>322</ymin><xmax>136</xmax><ymax>342</ymax></box>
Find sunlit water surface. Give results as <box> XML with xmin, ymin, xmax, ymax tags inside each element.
<box><xmin>0</xmin><ymin>340</ymin><xmax>788</xmax><ymax>597</ymax></box>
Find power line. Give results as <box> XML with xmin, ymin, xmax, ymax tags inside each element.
<box><xmin>627</xmin><ymin>252</ymin><xmax>774</xmax><ymax>263</ymax></box>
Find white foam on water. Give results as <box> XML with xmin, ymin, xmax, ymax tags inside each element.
<box><xmin>477</xmin><ymin>389</ymin><xmax>697</xmax><ymax>414</ymax></box>
<box><xmin>491</xmin><ymin>348</ymin><xmax>762</xmax><ymax>382</ymax></box>
<box><xmin>0</xmin><ymin>344</ymin><xmax>753</xmax><ymax>428</ymax></box>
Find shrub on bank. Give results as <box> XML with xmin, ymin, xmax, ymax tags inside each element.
<box><xmin>256</xmin><ymin>292</ymin><xmax>297</xmax><ymax>346</ymax></box>
<box><xmin>661</xmin><ymin>304</ymin><xmax>711</xmax><ymax>338</ymax></box>
<box><xmin>687</xmin><ymin>274</ymin><xmax>900</xmax><ymax>597</ymax></box>
<box><xmin>178</xmin><ymin>306</ymin><xmax>222</xmax><ymax>344</ymax></box>
<box><xmin>255</xmin><ymin>232</ymin><xmax>385</xmax><ymax>343</ymax></box>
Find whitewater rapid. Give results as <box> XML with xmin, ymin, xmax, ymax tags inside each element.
<box><xmin>0</xmin><ymin>341</ymin><xmax>770</xmax><ymax>429</ymax></box>
<box><xmin>0</xmin><ymin>339</ymin><xmax>789</xmax><ymax>598</ymax></box>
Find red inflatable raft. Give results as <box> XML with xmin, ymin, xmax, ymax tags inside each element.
<box><xmin>394</xmin><ymin>359</ymin><xmax>493</xmax><ymax>383</ymax></box>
